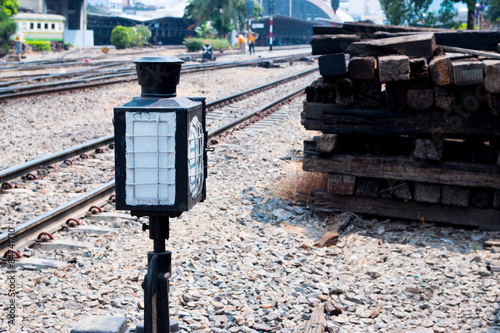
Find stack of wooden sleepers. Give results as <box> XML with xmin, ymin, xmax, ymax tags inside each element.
<box><xmin>302</xmin><ymin>22</ymin><xmax>500</xmax><ymax>230</ymax></box>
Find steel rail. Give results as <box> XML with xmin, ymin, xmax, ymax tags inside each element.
<box><xmin>0</xmin><ymin>67</ymin><xmax>317</xmax><ymax>185</ymax></box>
<box><xmin>0</xmin><ymin>48</ymin><xmax>311</xmax><ymax>73</ymax></box>
<box><xmin>0</xmin><ymin>44</ymin><xmax>308</xmax><ymax>71</ymax></box>
<box><xmin>0</xmin><ymin>54</ymin><xmax>313</xmax><ymax>99</ymax></box>
<box><xmin>0</xmin><ymin>84</ymin><xmax>308</xmax><ymax>256</ymax></box>
<box><xmin>0</xmin><ymin>62</ymin><xmax>133</xmax><ymax>87</ymax></box>
<box><xmin>208</xmin><ymin>68</ymin><xmax>317</xmax><ymax>109</ymax></box>
<box><xmin>0</xmin><ymin>181</ymin><xmax>116</xmax><ymax>254</ymax></box>
<box><xmin>0</xmin><ymin>75</ymin><xmax>138</xmax><ymax>99</ymax></box>
<box><xmin>0</xmin><ymin>71</ymin><xmax>137</xmax><ymax>95</ymax></box>
<box><xmin>208</xmin><ymin>85</ymin><xmax>307</xmax><ymax>138</ymax></box>
<box><xmin>0</xmin><ymin>135</ymin><xmax>114</xmax><ymax>184</ymax></box>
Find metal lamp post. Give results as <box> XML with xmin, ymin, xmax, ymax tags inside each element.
<box><xmin>114</xmin><ymin>56</ymin><xmax>207</xmax><ymax>333</ymax></box>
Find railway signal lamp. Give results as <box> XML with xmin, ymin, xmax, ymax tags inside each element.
<box><xmin>114</xmin><ymin>56</ymin><xmax>207</xmax><ymax>218</ymax></box>
<box><xmin>113</xmin><ymin>56</ymin><xmax>207</xmax><ymax>333</ymax></box>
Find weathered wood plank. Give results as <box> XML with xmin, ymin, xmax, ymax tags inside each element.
<box><xmin>334</xmin><ymin>78</ymin><xmax>354</xmax><ymax>105</ymax></box>
<box><xmin>441</xmin><ymin>185</ymin><xmax>470</xmax><ymax>207</ymax></box>
<box><xmin>306</xmin><ymin>78</ymin><xmax>336</xmax><ymax>103</ymax></box>
<box><xmin>355</xmin><ymin>179</ymin><xmax>382</xmax><ymax>198</ymax></box>
<box><xmin>338</xmin><ymin>23</ymin><xmax>500</xmax><ymax>51</ymax></box>
<box><xmin>409</xmin><ymin>57</ymin><xmax>431</xmax><ymax>88</ymax></box>
<box><xmin>484</xmin><ymin>239</ymin><xmax>500</xmax><ymax>247</ymax></box>
<box><xmin>452</xmin><ymin>60</ymin><xmax>485</xmax><ymax>86</ymax></box>
<box><xmin>429</xmin><ymin>55</ymin><xmax>453</xmax><ymax>86</ymax></box>
<box><xmin>385</xmin><ymin>82</ymin><xmax>409</xmax><ymax>112</ymax></box>
<box><xmin>407</xmin><ymin>89</ymin><xmax>434</xmax><ymax>111</ymax></box>
<box><xmin>433</xmin><ymin>85</ymin><xmax>456</xmax><ymax>112</ymax></box>
<box><xmin>340</xmin><ymin>22</ymin><xmax>442</xmax><ymax>39</ymax></box>
<box><xmin>377</xmin><ymin>32</ymin><xmax>500</xmax><ymax>52</ymax></box>
<box><xmin>293</xmin><ymin>303</ymin><xmax>325</xmax><ymax>333</ymax></box>
<box><xmin>348</xmin><ymin>57</ymin><xmax>377</xmax><ymax>80</ymax></box>
<box><xmin>459</xmin><ymin>84</ymin><xmax>488</xmax><ymax>113</ymax></box>
<box><xmin>324</xmin><ymin>300</ymin><xmax>343</xmax><ymax>316</ymax></box>
<box><xmin>318</xmin><ymin>53</ymin><xmax>347</xmax><ymax>77</ymax></box>
<box><xmin>414</xmin><ymin>183</ymin><xmax>442</xmax><ymax>203</ymax></box>
<box><xmin>487</xmin><ymin>92</ymin><xmax>500</xmax><ymax>117</ymax></box>
<box><xmin>301</xmin><ymin>102</ymin><xmax>500</xmax><ymax>138</ymax></box>
<box><xmin>483</xmin><ymin>60</ymin><xmax>500</xmax><ymax>93</ymax></box>
<box><xmin>316</xmin><ymin>134</ymin><xmax>338</xmax><ymax>153</ymax></box>
<box><xmin>378</xmin><ymin>182</ymin><xmax>413</xmax><ymax>200</ymax></box>
<box><xmin>304</xmin><ymin>135</ymin><xmax>415</xmax><ymax>156</ymax></box>
<box><xmin>346</xmin><ymin>33</ymin><xmax>436</xmax><ymax>58</ymax></box>
<box><xmin>313</xmin><ymin>26</ymin><xmax>348</xmax><ymax>36</ymax></box>
<box><xmin>314</xmin><ymin>232</ymin><xmax>340</xmax><ymax>247</ymax></box>
<box><xmin>435</xmin><ymin>32</ymin><xmax>500</xmax><ymax>52</ymax></box>
<box><xmin>470</xmin><ymin>189</ymin><xmax>491</xmax><ymax>208</ymax></box>
<box><xmin>414</xmin><ymin>139</ymin><xmax>442</xmax><ymax>161</ymax></box>
<box><xmin>312</xmin><ymin>190</ymin><xmax>500</xmax><ymax>230</ymax></box>
<box><xmin>310</xmin><ymin>34</ymin><xmax>361</xmax><ymax>55</ymax></box>
<box><xmin>355</xmin><ymin>79</ymin><xmax>382</xmax><ymax>108</ymax></box>
<box><xmin>378</xmin><ymin>55</ymin><xmax>410</xmax><ymax>82</ymax></box>
<box><xmin>303</xmin><ymin>148</ymin><xmax>500</xmax><ymax>188</ymax></box>
<box><xmin>328</xmin><ymin>173</ymin><xmax>355</xmax><ymax>195</ymax></box>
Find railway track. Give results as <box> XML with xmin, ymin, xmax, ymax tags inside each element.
<box><xmin>2</xmin><ymin>59</ymin><xmax>499</xmax><ymax>333</ymax></box>
<box><xmin>0</xmin><ymin>67</ymin><xmax>318</xmax><ymax>255</ymax></box>
<box><xmin>0</xmin><ymin>52</ymin><xmax>313</xmax><ymax>99</ymax></box>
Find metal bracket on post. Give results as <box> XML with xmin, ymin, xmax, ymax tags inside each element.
<box><xmin>137</xmin><ymin>216</ymin><xmax>180</xmax><ymax>333</ymax></box>
<box><xmin>144</xmin><ymin>250</ymin><xmax>171</xmax><ymax>333</ymax></box>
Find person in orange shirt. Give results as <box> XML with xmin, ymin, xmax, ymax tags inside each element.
<box><xmin>237</xmin><ymin>34</ymin><xmax>246</xmax><ymax>54</ymax></box>
<box><xmin>248</xmin><ymin>33</ymin><xmax>255</xmax><ymax>55</ymax></box>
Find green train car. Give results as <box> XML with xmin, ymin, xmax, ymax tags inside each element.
<box><xmin>11</xmin><ymin>13</ymin><xmax>66</xmax><ymax>41</ymax></box>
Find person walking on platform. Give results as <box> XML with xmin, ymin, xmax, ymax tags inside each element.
<box><xmin>248</xmin><ymin>33</ymin><xmax>255</xmax><ymax>55</ymax></box>
<box><xmin>237</xmin><ymin>34</ymin><xmax>246</xmax><ymax>54</ymax></box>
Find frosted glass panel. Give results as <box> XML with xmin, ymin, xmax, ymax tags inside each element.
<box><xmin>134</xmin><ymin>137</ymin><xmax>158</xmax><ymax>152</ymax></box>
<box><xmin>133</xmin><ymin>121</ymin><xmax>157</xmax><ymax>136</ymax></box>
<box><xmin>125</xmin><ymin>111</ymin><xmax>176</xmax><ymax>205</ymax></box>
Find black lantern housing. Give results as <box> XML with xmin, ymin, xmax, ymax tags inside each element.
<box><xmin>114</xmin><ymin>56</ymin><xmax>207</xmax><ymax>217</ymax></box>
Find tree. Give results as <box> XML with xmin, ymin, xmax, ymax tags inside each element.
<box><xmin>419</xmin><ymin>0</ymin><xmax>458</xmax><ymax>27</ymax></box>
<box><xmin>380</xmin><ymin>0</ymin><xmax>460</xmax><ymax>28</ymax></box>
<box><xmin>450</xmin><ymin>0</ymin><xmax>476</xmax><ymax>29</ymax></box>
<box><xmin>438</xmin><ymin>0</ymin><xmax>458</xmax><ymax>27</ymax></box>
<box><xmin>233</xmin><ymin>0</ymin><xmax>263</xmax><ymax>32</ymax></box>
<box><xmin>184</xmin><ymin>0</ymin><xmax>262</xmax><ymax>37</ymax></box>
<box><xmin>194</xmin><ymin>21</ymin><xmax>217</xmax><ymax>38</ymax></box>
<box><xmin>379</xmin><ymin>0</ymin><xmax>433</xmax><ymax>26</ymax></box>
<box><xmin>1</xmin><ymin>0</ymin><xmax>18</xmax><ymax>16</ymax></box>
<box><xmin>0</xmin><ymin>0</ymin><xmax>18</xmax><ymax>57</ymax></box>
<box><xmin>486</xmin><ymin>1</ymin><xmax>500</xmax><ymax>25</ymax></box>
<box><xmin>129</xmin><ymin>25</ymin><xmax>151</xmax><ymax>47</ymax></box>
<box><xmin>110</xmin><ymin>25</ymin><xmax>131</xmax><ymax>49</ymax></box>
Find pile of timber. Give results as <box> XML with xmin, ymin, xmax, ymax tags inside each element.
<box><xmin>302</xmin><ymin>23</ymin><xmax>500</xmax><ymax>230</ymax></box>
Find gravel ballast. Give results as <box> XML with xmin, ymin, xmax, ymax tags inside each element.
<box><xmin>0</xmin><ymin>58</ymin><xmax>499</xmax><ymax>333</ymax></box>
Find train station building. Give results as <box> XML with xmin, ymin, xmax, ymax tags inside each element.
<box><xmin>13</xmin><ymin>0</ymin><xmax>354</xmax><ymax>47</ymax></box>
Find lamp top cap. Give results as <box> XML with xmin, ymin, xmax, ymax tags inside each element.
<box><xmin>134</xmin><ymin>56</ymin><xmax>184</xmax><ymax>64</ymax></box>
<box><xmin>134</xmin><ymin>56</ymin><xmax>184</xmax><ymax>97</ymax></box>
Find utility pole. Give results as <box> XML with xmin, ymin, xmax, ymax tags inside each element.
<box><xmin>331</xmin><ymin>0</ymin><xmax>339</xmax><ymax>27</ymax></box>
<box><xmin>247</xmin><ymin>0</ymin><xmax>253</xmax><ymax>32</ymax></box>
<box><xmin>269</xmin><ymin>0</ymin><xmax>274</xmax><ymax>50</ymax></box>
